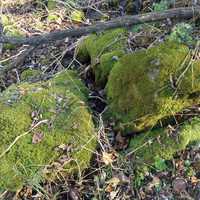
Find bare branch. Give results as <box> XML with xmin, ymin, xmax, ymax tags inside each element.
<box><xmin>0</xmin><ymin>6</ymin><xmax>199</xmax><ymax>46</ymax></box>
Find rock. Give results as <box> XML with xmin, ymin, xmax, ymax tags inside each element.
<box><xmin>75</xmin><ymin>28</ymin><xmax>127</xmax><ymax>86</ymax></box>
<box><xmin>172</xmin><ymin>178</ymin><xmax>187</xmax><ymax>193</ymax></box>
<box><xmin>106</xmin><ymin>41</ymin><xmax>200</xmax><ymax>133</ymax></box>
<box><xmin>0</xmin><ymin>70</ymin><xmax>96</xmax><ymax>191</ymax></box>
<box><xmin>128</xmin><ymin>118</ymin><xmax>200</xmax><ymax>167</ymax></box>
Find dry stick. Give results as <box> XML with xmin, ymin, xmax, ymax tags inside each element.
<box><xmin>0</xmin><ymin>6</ymin><xmax>200</xmax><ymax>46</ymax></box>
<box><xmin>0</xmin><ymin>119</ymin><xmax>49</xmax><ymax>159</ymax></box>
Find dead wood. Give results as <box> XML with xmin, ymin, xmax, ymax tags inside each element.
<box><xmin>0</xmin><ymin>6</ymin><xmax>199</xmax><ymax>46</ymax></box>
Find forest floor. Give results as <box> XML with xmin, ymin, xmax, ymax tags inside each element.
<box><xmin>1</xmin><ymin>0</ymin><xmax>200</xmax><ymax>199</ymax></box>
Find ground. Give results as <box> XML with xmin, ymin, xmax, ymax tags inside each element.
<box><xmin>0</xmin><ymin>0</ymin><xmax>200</xmax><ymax>200</ymax></box>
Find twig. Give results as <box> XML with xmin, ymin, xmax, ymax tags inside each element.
<box><xmin>0</xmin><ymin>6</ymin><xmax>199</xmax><ymax>46</ymax></box>
<box><xmin>0</xmin><ymin>119</ymin><xmax>48</xmax><ymax>159</ymax></box>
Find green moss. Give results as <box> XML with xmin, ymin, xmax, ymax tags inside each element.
<box><xmin>94</xmin><ymin>50</ymin><xmax>124</xmax><ymax>85</ymax></box>
<box><xmin>21</xmin><ymin>69</ymin><xmax>42</xmax><ymax>81</ymax></box>
<box><xmin>75</xmin><ymin>28</ymin><xmax>127</xmax><ymax>86</ymax></box>
<box><xmin>47</xmin><ymin>0</ymin><xmax>57</xmax><ymax>10</ymax></box>
<box><xmin>168</xmin><ymin>23</ymin><xmax>194</xmax><ymax>46</ymax></box>
<box><xmin>2</xmin><ymin>14</ymin><xmax>24</xmax><ymax>50</ymax></box>
<box><xmin>128</xmin><ymin>117</ymin><xmax>200</xmax><ymax>166</ymax></box>
<box><xmin>106</xmin><ymin>41</ymin><xmax>200</xmax><ymax>132</ymax></box>
<box><xmin>0</xmin><ymin>70</ymin><xmax>96</xmax><ymax>191</ymax></box>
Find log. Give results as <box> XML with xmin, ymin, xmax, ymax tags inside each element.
<box><xmin>0</xmin><ymin>6</ymin><xmax>200</xmax><ymax>46</ymax></box>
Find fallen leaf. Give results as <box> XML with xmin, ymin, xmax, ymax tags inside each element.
<box><xmin>106</xmin><ymin>177</ymin><xmax>120</xmax><ymax>187</ymax></box>
<box><xmin>102</xmin><ymin>152</ymin><xmax>114</xmax><ymax>165</ymax></box>
<box><xmin>32</xmin><ymin>132</ymin><xmax>44</xmax><ymax>144</ymax></box>
<box><xmin>191</xmin><ymin>176</ymin><xmax>199</xmax><ymax>185</ymax></box>
<box><xmin>110</xmin><ymin>190</ymin><xmax>118</xmax><ymax>200</ymax></box>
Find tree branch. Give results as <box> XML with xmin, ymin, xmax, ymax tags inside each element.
<box><xmin>0</xmin><ymin>6</ymin><xmax>200</xmax><ymax>46</ymax></box>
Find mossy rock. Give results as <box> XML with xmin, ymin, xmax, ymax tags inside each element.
<box><xmin>0</xmin><ymin>70</ymin><xmax>96</xmax><ymax>191</ymax></box>
<box><xmin>75</xmin><ymin>28</ymin><xmax>127</xmax><ymax>86</ymax></box>
<box><xmin>128</xmin><ymin>117</ymin><xmax>200</xmax><ymax>167</ymax></box>
<box><xmin>106</xmin><ymin>41</ymin><xmax>200</xmax><ymax>133</ymax></box>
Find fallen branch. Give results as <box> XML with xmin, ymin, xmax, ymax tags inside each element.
<box><xmin>0</xmin><ymin>6</ymin><xmax>200</xmax><ymax>46</ymax></box>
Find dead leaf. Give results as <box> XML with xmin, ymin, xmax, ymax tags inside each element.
<box><xmin>32</xmin><ymin>132</ymin><xmax>44</xmax><ymax>144</ymax></box>
<box><xmin>105</xmin><ymin>184</ymin><xmax>113</xmax><ymax>193</ymax></box>
<box><xmin>147</xmin><ymin>176</ymin><xmax>160</xmax><ymax>191</ymax></box>
<box><xmin>110</xmin><ymin>190</ymin><xmax>118</xmax><ymax>200</ymax></box>
<box><xmin>191</xmin><ymin>176</ymin><xmax>199</xmax><ymax>185</ymax></box>
<box><xmin>105</xmin><ymin>176</ymin><xmax>120</xmax><ymax>194</ymax></box>
<box><xmin>106</xmin><ymin>177</ymin><xmax>120</xmax><ymax>187</ymax></box>
<box><xmin>55</xmin><ymin>144</ymin><xmax>72</xmax><ymax>152</ymax></box>
<box><xmin>102</xmin><ymin>152</ymin><xmax>114</xmax><ymax>165</ymax></box>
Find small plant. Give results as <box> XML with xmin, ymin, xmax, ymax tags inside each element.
<box><xmin>153</xmin><ymin>0</ymin><xmax>170</xmax><ymax>12</ymax></box>
<box><xmin>168</xmin><ymin>23</ymin><xmax>193</xmax><ymax>45</ymax></box>
<box><xmin>154</xmin><ymin>156</ymin><xmax>167</xmax><ymax>171</ymax></box>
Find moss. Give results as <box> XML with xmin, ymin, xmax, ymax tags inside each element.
<box><xmin>2</xmin><ymin>14</ymin><xmax>24</xmax><ymax>50</ymax></box>
<box><xmin>128</xmin><ymin>117</ymin><xmax>200</xmax><ymax>166</ymax></box>
<box><xmin>75</xmin><ymin>28</ymin><xmax>127</xmax><ymax>86</ymax></box>
<box><xmin>0</xmin><ymin>70</ymin><xmax>96</xmax><ymax>191</ymax></box>
<box><xmin>21</xmin><ymin>69</ymin><xmax>42</xmax><ymax>81</ymax></box>
<box><xmin>47</xmin><ymin>0</ymin><xmax>57</xmax><ymax>10</ymax></box>
<box><xmin>106</xmin><ymin>41</ymin><xmax>200</xmax><ymax>133</ymax></box>
<box><xmin>168</xmin><ymin>23</ymin><xmax>194</xmax><ymax>45</ymax></box>
<box><xmin>94</xmin><ymin>50</ymin><xmax>124</xmax><ymax>85</ymax></box>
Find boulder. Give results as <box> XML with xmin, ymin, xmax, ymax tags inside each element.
<box><xmin>0</xmin><ymin>70</ymin><xmax>96</xmax><ymax>191</ymax></box>
<box><xmin>75</xmin><ymin>28</ymin><xmax>127</xmax><ymax>86</ymax></box>
<box><xmin>128</xmin><ymin>117</ymin><xmax>200</xmax><ymax>171</ymax></box>
<box><xmin>106</xmin><ymin>41</ymin><xmax>200</xmax><ymax>133</ymax></box>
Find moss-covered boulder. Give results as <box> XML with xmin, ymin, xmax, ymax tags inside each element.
<box><xmin>106</xmin><ymin>41</ymin><xmax>200</xmax><ymax>133</ymax></box>
<box><xmin>128</xmin><ymin>117</ymin><xmax>200</xmax><ymax>168</ymax></box>
<box><xmin>75</xmin><ymin>28</ymin><xmax>127</xmax><ymax>86</ymax></box>
<box><xmin>0</xmin><ymin>70</ymin><xmax>96</xmax><ymax>191</ymax></box>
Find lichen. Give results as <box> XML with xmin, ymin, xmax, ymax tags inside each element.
<box><xmin>75</xmin><ymin>28</ymin><xmax>127</xmax><ymax>86</ymax></box>
<box><xmin>128</xmin><ymin>117</ymin><xmax>200</xmax><ymax>166</ymax></box>
<box><xmin>0</xmin><ymin>70</ymin><xmax>96</xmax><ymax>191</ymax></box>
<box><xmin>106</xmin><ymin>41</ymin><xmax>200</xmax><ymax>133</ymax></box>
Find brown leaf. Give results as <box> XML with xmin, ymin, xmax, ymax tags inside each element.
<box><xmin>32</xmin><ymin>132</ymin><xmax>44</xmax><ymax>144</ymax></box>
<box><xmin>106</xmin><ymin>177</ymin><xmax>120</xmax><ymax>187</ymax></box>
<box><xmin>102</xmin><ymin>152</ymin><xmax>114</xmax><ymax>165</ymax></box>
<box><xmin>191</xmin><ymin>176</ymin><xmax>199</xmax><ymax>185</ymax></box>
